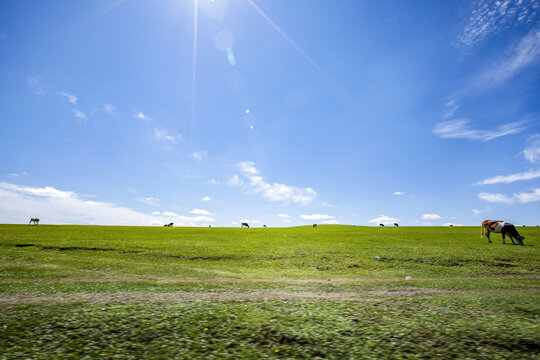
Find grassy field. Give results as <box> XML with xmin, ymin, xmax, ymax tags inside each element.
<box><xmin>0</xmin><ymin>224</ymin><xmax>538</xmax><ymax>359</ymax></box>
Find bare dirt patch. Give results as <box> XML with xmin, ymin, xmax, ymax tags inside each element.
<box><xmin>0</xmin><ymin>289</ymin><xmax>465</xmax><ymax>304</ymax></box>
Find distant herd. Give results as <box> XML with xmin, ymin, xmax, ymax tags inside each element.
<box><xmin>27</xmin><ymin>217</ymin><xmax>530</xmax><ymax>245</ymax></box>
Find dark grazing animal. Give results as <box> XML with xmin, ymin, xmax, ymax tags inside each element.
<box><xmin>313</xmin><ymin>224</ymin><xmax>317</xmax><ymax>228</ymax></box>
<box><xmin>379</xmin><ymin>224</ymin><xmax>384</xmax><ymax>227</ymax></box>
<box><xmin>481</xmin><ymin>220</ymin><xmax>524</xmax><ymax>245</ymax></box>
<box><xmin>29</xmin><ymin>218</ymin><xmax>40</xmax><ymax>226</ymax></box>
<box><xmin>241</xmin><ymin>222</ymin><xmax>249</xmax><ymax>228</ymax></box>
<box><xmin>263</xmin><ymin>225</ymin><xmax>267</xmax><ymax>228</ymax></box>
<box><xmin>394</xmin><ymin>223</ymin><xmax>399</xmax><ymax>227</ymax></box>
<box><xmin>163</xmin><ymin>222</ymin><xmax>174</xmax><ymax>227</ymax></box>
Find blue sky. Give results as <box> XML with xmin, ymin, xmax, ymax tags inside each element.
<box><xmin>1</xmin><ymin>0</ymin><xmax>539</xmax><ymax>226</ymax></box>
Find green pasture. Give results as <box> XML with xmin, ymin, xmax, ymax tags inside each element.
<box><xmin>0</xmin><ymin>224</ymin><xmax>538</xmax><ymax>359</ymax></box>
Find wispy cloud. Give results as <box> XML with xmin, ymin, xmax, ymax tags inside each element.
<box><xmin>103</xmin><ymin>104</ymin><xmax>117</xmax><ymax>116</ymax></box>
<box><xmin>190</xmin><ymin>151</ymin><xmax>207</xmax><ymax>161</ymax></box>
<box><xmin>73</xmin><ymin>109</ymin><xmax>88</xmax><ymax>122</ymax></box>
<box><xmin>27</xmin><ymin>75</ymin><xmax>44</xmax><ymax>94</ymax></box>
<box><xmin>300</xmin><ymin>214</ymin><xmax>334</xmax><ymax>220</ymax></box>
<box><xmin>135</xmin><ymin>112</ymin><xmax>151</xmax><ymax>121</ymax></box>
<box><xmin>202</xmin><ymin>196</ymin><xmax>211</xmax><ymax>201</ymax></box>
<box><xmin>322</xmin><ymin>219</ymin><xmax>340</xmax><ymax>224</ymax></box>
<box><xmin>475</xmin><ymin>169</ymin><xmax>540</xmax><ymax>185</ymax></box>
<box><xmin>524</xmin><ymin>134</ymin><xmax>540</xmax><ymax>163</ymax></box>
<box><xmin>421</xmin><ymin>213</ymin><xmax>441</xmax><ymax>220</ymax></box>
<box><xmin>479</xmin><ymin>188</ymin><xmax>540</xmax><ymax>204</ymax></box>
<box><xmin>227</xmin><ymin>175</ymin><xmax>244</xmax><ymax>187</ymax></box>
<box><xmin>368</xmin><ymin>215</ymin><xmax>399</xmax><ymax>225</ymax></box>
<box><xmin>442</xmin><ymin>99</ymin><xmax>460</xmax><ymax>118</ymax></box>
<box><xmin>393</xmin><ymin>191</ymin><xmax>404</xmax><ymax>196</ymax></box>
<box><xmin>153</xmin><ymin>127</ymin><xmax>182</xmax><ymax>144</ymax></box>
<box><xmin>60</xmin><ymin>91</ymin><xmax>78</xmax><ymax>104</ymax></box>
<box><xmin>205</xmin><ymin>179</ymin><xmax>220</xmax><ymax>185</ymax></box>
<box><xmin>433</xmin><ymin>119</ymin><xmax>525</xmax><ymax>141</ymax></box>
<box><xmin>474</xmin><ymin>28</ymin><xmax>540</xmax><ymax>88</ymax></box>
<box><xmin>138</xmin><ymin>196</ymin><xmax>158</xmax><ymax>206</ymax></box>
<box><xmin>0</xmin><ymin>182</ymin><xmax>214</xmax><ymax>226</ymax></box>
<box><xmin>457</xmin><ymin>0</ymin><xmax>540</xmax><ymax>48</ymax></box>
<box><xmin>233</xmin><ymin>161</ymin><xmax>317</xmax><ymax>205</ymax></box>
<box><xmin>278</xmin><ymin>213</ymin><xmax>290</xmax><ymax>218</ymax></box>
<box><xmin>190</xmin><ymin>209</ymin><xmax>211</xmax><ymax>216</ymax></box>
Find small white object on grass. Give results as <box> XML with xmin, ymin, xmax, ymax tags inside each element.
<box><xmin>340</xmin><ymin>243</ymin><xmax>343</xmax><ymax>245</ymax></box>
<box><xmin>284</xmin><ymin>234</ymin><xmax>286</xmax><ymax>237</ymax></box>
<box><xmin>405</xmin><ymin>276</ymin><xmax>412</xmax><ymax>280</ymax></box>
<box><xmin>374</xmin><ymin>256</ymin><xmax>380</xmax><ymax>260</ymax></box>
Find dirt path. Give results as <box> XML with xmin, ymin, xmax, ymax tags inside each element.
<box><xmin>3</xmin><ymin>274</ymin><xmax>539</xmax><ymax>284</ymax></box>
<box><xmin>1</xmin><ymin>288</ymin><xmax>537</xmax><ymax>304</ymax></box>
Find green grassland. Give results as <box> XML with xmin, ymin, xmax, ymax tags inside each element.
<box><xmin>0</xmin><ymin>224</ymin><xmax>538</xmax><ymax>359</ymax></box>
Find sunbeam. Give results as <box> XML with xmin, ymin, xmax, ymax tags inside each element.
<box><xmin>189</xmin><ymin>0</ymin><xmax>199</xmax><ymax>154</ymax></box>
<box><xmin>246</xmin><ymin>0</ymin><xmax>354</xmax><ymax>103</ymax></box>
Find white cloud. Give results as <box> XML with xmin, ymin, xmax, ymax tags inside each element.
<box><xmin>433</xmin><ymin>119</ymin><xmax>525</xmax><ymax>141</ymax></box>
<box><xmin>205</xmin><ymin>179</ymin><xmax>220</xmax><ymax>185</ymax></box>
<box><xmin>319</xmin><ymin>201</ymin><xmax>337</xmax><ymax>208</ymax></box>
<box><xmin>162</xmin><ymin>211</ymin><xmax>179</xmax><ymax>217</ymax></box>
<box><xmin>227</xmin><ymin>175</ymin><xmax>244</xmax><ymax>187</ymax></box>
<box><xmin>458</xmin><ymin>0</ymin><xmax>539</xmax><ymax>48</ymax></box>
<box><xmin>443</xmin><ymin>222</ymin><xmax>462</xmax><ymax>226</ymax></box>
<box><xmin>103</xmin><ymin>104</ymin><xmax>117</xmax><ymax>116</ymax></box>
<box><xmin>202</xmin><ymin>196</ymin><xmax>211</xmax><ymax>201</ymax></box>
<box><xmin>190</xmin><ymin>151</ymin><xmax>207</xmax><ymax>161</ymax></box>
<box><xmin>136</xmin><ymin>112</ymin><xmax>151</xmax><ymax>121</ymax></box>
<box><xmin>479</xmin><ymin>188</ymin><xmax>540</xmax><ymax>204</ymax></box>
<box><xmin>61</xmin><ymin>91</ymin><xmax>78</xmax><ymax>104</ymax></box>
<box><xmin>153</xmin><ymin>128</ymin><xmax>181</xmax><ymax>144</ymax></box>
<box><xmin>472</xmin><ymin>209</ymin><xmax>481</xmax><ymax>216</ymax></box>
<box><xmin>368</xmin><ymin>215</ymin><xmax>399</xmax><ymax>225</ymax></box>
<box><xmin>190</xmin><ymin>209</ymin><xmax>211</xmax><ymax>216</ymax></box>
<box><xmin>442</xmin><ymin>99</ymin><xmax>459</xmax><ymax>118</ymax></box>
<box><xmin>235</xmin><ymin>162</ymin><xmax>317</xmax><ymax>205</ymax></box>
<box><xmin>238</xmin><ymin>161</ymin><xmax>259</xmax><ymax>175</ymax></box>
<box><xmin>73</xmin><ymin>109</ymin><xmax>87</xmax><ymax>122</ymax></box>
<box><xmin>475</xmin><ymin>169</ymin><xmax>540</xmax><ymax>185</ymax></box>
<box><xmin>300</xmin><ymin>214</ymin><xmax>334</xmax><ymax>220</ymax></box>
<box><xmin>0</xmin><ymin>182</ymin><xmax>214</xmax><ymax>226</ymax></box>
<box><xmin>393</xmin><ymin>191</ymin><xmax>404</xmax><ymax>196</ymax></box>
<box><xmin>421</xmin><ymin>213</ymin><xmax>441</xmax><ymax>220</ymax></box>
<box><xmin>282</xmin><ymin>219</ymin><xmax>292</xmax><ymax>223</ymax></box>
<box><xmin>474</xmin><ymin>28</ymin><xmax>540</xmax><ymax>87</ymax></box>
<box><xmin>139</xmin><ymin>197</ymin><xmax>158</xmax><ymax>206</ymax></box>
<box><xmin>322</xmin><ymin>219</ymin><xmax>339</xmax><ymax>224</ymax></box>
<box><xmin>524</xmin><ymin>134</ymin><xmax>540</xmax><ymax>163</ymax></box>
<box><xmin>278</xmin><ymin>213</ymin><xmax>290</xmax><ymax>218</ymax></box>
<box><xmin>27</xmin><ymin>75</ymin><xmax>44</xmax><ymax>94</ymax></box>
<box><xmin>152</xmin><ymin>211</ymin><xmax>161</xmax><ymax>215</ymax></box>
<box><xmin>240</xmin><ymin>219</ymin><xmax>259</xmax><ymax>224</ymax></box>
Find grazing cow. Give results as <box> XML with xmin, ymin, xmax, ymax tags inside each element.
<box><xmin>263</xmin><ymin>225</ymin><xmax>267</xmax><ymax>228</ymax></box>
<box><xmin>241</xmin><ymin>222</ymin><xmax>249</xmax><ymax>228</ymax></box>
<box><xmin>379</xmin><ymin>224</ymin><xmax>384</xmax><ymax>227</ymax></box>
<box><xmin>163</xmin><ymin>222</ymin><xmax>174</xmax><ymax>227</ymax></box>
<box><xmin>313</xmin><ymin>224</ymin><xmax>317</xmax><ymax>228</ymax></box>
<box><xmin>481</xmin><ymin>220</ymin><xmax>525</xmax><ymax>245</ymax></box>
<box><xmin>29</xmin><ymin>218</ymin><xmax>39</xmax><ymax>226</ymax></box>
<box><xmin>394</xmin><ymin>223</ymin><xmax>399</xmax><ymax>227</ymax></box>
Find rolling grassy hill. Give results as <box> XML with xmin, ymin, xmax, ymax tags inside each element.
<box><xmin>0</xmin><ymin>224</ymin><xmax>538</xmax><ymax>359</ymax></box>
